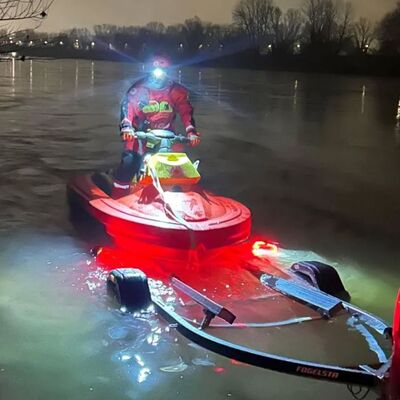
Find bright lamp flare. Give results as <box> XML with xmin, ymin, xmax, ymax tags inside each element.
<box><xmin>152</xmin><ymin>68</ymin><xmax>166</xmax><ymax>79</ymax></box>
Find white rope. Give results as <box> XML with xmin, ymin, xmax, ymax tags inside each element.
<box><xmin>148</xmin><ymin>163</ymin><xmax>193</xmax><ymax>231</ymax></box>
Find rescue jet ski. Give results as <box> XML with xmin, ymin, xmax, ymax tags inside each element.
<box><xmin>67</xmin><ymin>130</ymin><xmax>251</xmax><ymax>249</ymax></box>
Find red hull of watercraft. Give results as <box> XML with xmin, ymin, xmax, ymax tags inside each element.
<box><xmin>68</xmin><ymin>174</ymin><xmax>251</xmax><ymax>249</ymax></box>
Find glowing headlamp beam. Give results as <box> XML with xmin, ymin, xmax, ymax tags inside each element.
<box><xmin>152</xmin><ymin>68</ymin><xmax>166</xmax><ymax>79</ymax></box>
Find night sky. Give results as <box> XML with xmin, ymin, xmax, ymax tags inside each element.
<box><xmin>41</xmin><ymin>0</ymin><xmax>398</xmax><ymax>32</ymax></box>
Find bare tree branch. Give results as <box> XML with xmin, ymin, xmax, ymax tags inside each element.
<box><xmin>378</xmin><ymin>2</ymin><xmax>400</xmax><ymax>54</ymax></box>
<box><xmin>352</xmin><ymin>17</ymin><xmax>376</xmax><ymax>52</ymax></box>
<box><xmin>0</xmin><ymin>0</ymin><xmax>53</xmax><ymax>34</ymax></box>
<box><xmin>302</xmin><ymin>0</ymin><xmax>354</xmax><ymax>53</ymax></box>
<box><xmin>233</xmin><ymin>0</ymin><xmax>274</xmax><ymax>49</ymax></box>
<box><xmin>271</xmin><ymin>7</ymin><xmax>304</xmax><ymax>53</ymax></box>
<box><xmin>336</xmin><ymin>0</ymin><xmax>353</xmax><ymax>52</ymax></box>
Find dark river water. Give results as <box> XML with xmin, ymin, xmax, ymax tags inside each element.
<box><xmin>0</xmin><ymin>58</ymin><xmax>399</xmax><ymax>400</ymax></box>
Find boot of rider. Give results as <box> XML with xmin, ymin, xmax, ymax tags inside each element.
<box><xmin>111</xmin><ymin>180</ymin><xmax>132</xmax><ymax>199</ymax></box>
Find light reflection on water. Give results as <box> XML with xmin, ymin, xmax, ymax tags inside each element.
<box><xmin>0</xmin><ymin>59</ymin><xmax>399</xmax><ymax>399</ymax></box>
<box><xmin>0</xmin><ymin>231</ymin><xmax>394</xmax><ymax>400</ymax></box>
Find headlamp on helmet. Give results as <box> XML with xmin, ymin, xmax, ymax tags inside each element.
<box><xmin>152</xmin><ymin>67</ymin><xmax>167</xmax><ymax>80</ymax></box>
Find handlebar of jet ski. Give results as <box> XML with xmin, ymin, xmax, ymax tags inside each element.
<box><xmin>135</xmin><ymin>131</ymin><xmax>190</xmax><ymax>144</ymax></box>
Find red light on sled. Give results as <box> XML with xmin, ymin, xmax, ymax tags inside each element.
<box><xmin>230</xmin><ymin>359</ymin><xmax>250</xmax><ymax>367</ymax></box>
<box><xmin>252</xmin><ymin>241</ymin><xmax>279</xmax><ymax>257</ymax></box>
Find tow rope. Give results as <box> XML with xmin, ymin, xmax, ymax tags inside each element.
<box><xmin>148</xmin><ymin>163</ymin><xmax>193</xmax><ymax>232</ymax></box>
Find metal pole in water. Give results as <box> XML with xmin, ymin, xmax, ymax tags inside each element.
<box><xmin>396</xmin><ymin>98</ymin><xmax>400</xmax><ymax>122</ymax></box>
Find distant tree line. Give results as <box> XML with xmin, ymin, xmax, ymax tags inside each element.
<box><xmin>1</xmin><ymin>0</ymin><xmax>400</xmax><ymax>58</ymax></box>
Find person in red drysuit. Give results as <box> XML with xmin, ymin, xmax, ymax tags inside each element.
<box><xmin>112</xmin><ymin>55</ymin><xmax>200</xmax><ymax>196</ymax></box>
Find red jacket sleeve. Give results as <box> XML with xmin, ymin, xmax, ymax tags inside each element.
<box><xmin>170</xmin><ymin>84</ymin><xmax>197</xmax><ymax>134</ymax></box>
<box><xmin>120</xmin><ymin>81</ymin><xmax>143</xmax><ymax>131</ymax></box>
